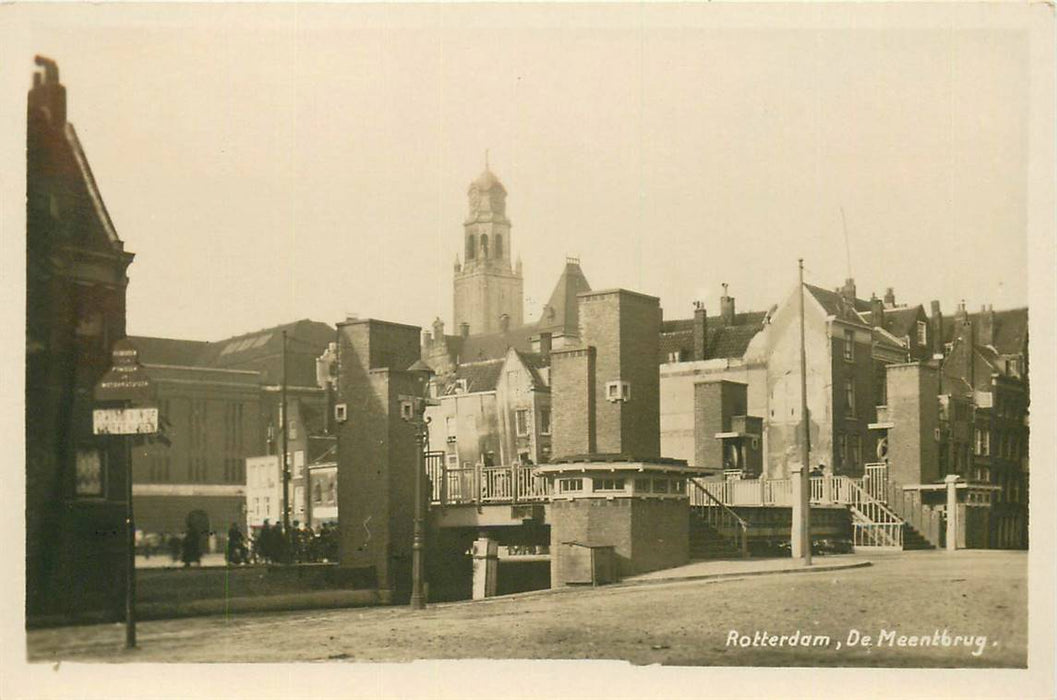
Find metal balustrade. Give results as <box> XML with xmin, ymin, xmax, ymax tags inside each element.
<box><xmin>427</xmin><ymin>457</ymin><xmax>551</xmax><ymax>506</ymax></box>
<box><xmin>689</xmin><ymin>470</ymin><xmax>905</xmax><ymax>550</ymax></box>
<box><xmin>688</xmin><ymin>479</ymin><xmax>750</xmax><ymax>558</ymax></box>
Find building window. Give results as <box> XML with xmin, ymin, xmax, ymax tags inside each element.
<box><xmin>445</xmin><ymin>416</ymin><xmax>455</xmax><ymax>438</ymax></box>
<box><xmin>466</xmin><ymin>234</ymin><xmax>476</xmax><ymax>260</ymax></box>
<box><xmin>606</xmin><ymin>380</ymin><xmax>631</xmax><ymax>403</ymax></box>
<box><xmin>875</xmin><ymin>365</ymin><xmax>888</xmax><ymax>406</ymax></box>
<box><xmin>515</xmin><ymin>409</ymin><xmax>529</xmax><ymax>436</ymax></box>
<box><xmin>75</xmin><ymin>448</ymin><xmax>105</xmax><ymax>497</ymax></box>
<box><xmin>652</xmin><ymin>479</ymin><xmax>670</xmax><ymax>494</ymax></box>
<box><xmin>480</xmin><ymin>234</ymin><xmax>489</xmax><ymax>258</ymax></box>
<box><xmin>845</xmin><ymin>378</ymin><xmax>856</xmax><ymax>416</ymax></box>
<box><xmin>916</xmin><ymin>321</ymin><xmax>928</xmax><ymax>346</ymax></box>
<box><xmin>975</xmin><ymin>429</ymin><xmax>991</xmax><ymax>456</ymax></box>
<box><xmin>594</xmin><ymin>478</ymin><xmax>626</xmax><ymax>492</ymax></box>
<box><xmin>539</xmin><ymin>409</ymin><xmax>551</xmax><ymax>436</ymax></box>
<box><xmin>634</xmin><ymin>478</ymin><xmax>651</xmax><ymax>493</ymax></box>
<box><xmin>848</xmin><ymin>435</ymin><xmax>861</xmax><ymax>471</ymax></box>
<box><xmin>837</xmin><ymin>434</ymin><xmax>847</xmax><ymax>470</ymax></box>
<box><xmin>843</xmin><ymin>329</ymin><xmax>855</xmax><ymax>362</ymax></box>
<box><xmin>558</xmin><ymin>478</ymin><xmax>583</xmax><ymax>493</ymax></box>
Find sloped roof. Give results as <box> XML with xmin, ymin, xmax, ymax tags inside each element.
<box><xmin>805</xmin><ymin>284</ymin><xmax>871</xmax><ymax>325</ymax></box>
<box><xmin>537</xmin><ymin>261</ymin><xmax>592</xmax><ymax>334</ymax></box>
<box><xmin>457</xmin><ymin>324</ymin><xmax>537</xmax><ymax>363</ymax></box>
<box><xmin>445</xmin><ymin>359</ymin><xmax>505</xmax><ymax>394</ymax></box>
<box><xmin>941</xmin><ymin>308</ymin><xmax>1028</xmax><ymax>356</ymax></box>
<box><xmin>127</xmin><ymin>336</ymin><xmax>210</xmax><ymax>367</ymax></box>
<box><xmin>197</xmin><ymin>319</ymin><xmax>334</xmax><ymax>369</ymax></box>
<box><xmin>515</xmin><ymin>350</ymin><xmax>550</xmax><ymax>389</ymax></box>
<box><xmin>878</xmin><ymin>306</ymin><xmax>924</xmax><ymax>339</ymax></box>
<box><xmin>658</xmin><ymin>311</ymin><xmax>768</xmax><ymax>362</ymax></box>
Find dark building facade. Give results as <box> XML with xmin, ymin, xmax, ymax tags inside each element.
<box><xmin>333</xmin><ymin>319</ymin><xmax>424</xmax><ymax>600</ymax></box>
<box><xmin>26</xmin><ymin>57</ymin><xmax>136</xmax><ymax>622</ymax></box>
<box><xmin>127</xmin><ymin>320</ymin><xmax>334</xmax><ymax>540</ymax></box>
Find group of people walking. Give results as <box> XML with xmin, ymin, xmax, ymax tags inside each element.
<box><xmin>151</xmin><ymin>520</ymin><xmax>340</xmax><ymax>568</ymax></box>
<box><xmin>243</xmin><ymin>520</ymin><xmax>340</xmax><ymax>565</ymax></box>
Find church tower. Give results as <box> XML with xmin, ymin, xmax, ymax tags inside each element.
<box><xmin>453</xmin><ymin>162</ymin><xmax>524</xmax><ymax>335</ymax></box>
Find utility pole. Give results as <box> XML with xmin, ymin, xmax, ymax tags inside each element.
<box><xmin>280</xmin><ymin>330</ymin><xmax>291</xmax><ymax>563</ymax></box>
<box><xmin>792</xmin><ymin>259</ymin><xmax>813</xmax><ymax>565</ymax></box>
<box><xmin>123</xmin><ymin>419</ymin><xmax>136</xmax><ymax>648</ymax></box>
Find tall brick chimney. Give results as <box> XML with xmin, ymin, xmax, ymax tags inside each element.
<box><xmin>551</xmin><ymin>289</ymin><xmax>661</xmax><ymax>461</ymax></box>
<box><xmin>883</xmin><ymin>287</ymin><xmax>896</xmax><ymax>308</ymax></box>
<box><xmin>719</xmin><ymin>284</ymin><xmax>735</xmax><ymax>326</ymax></box>
<box><xmin>432</xmin><ymin>317</ymin><xmax>445</xmax><ymax>346</ymax></box>
<box><xmin>692</xmin><ymin>301</ymin><xmax>708</xmax><ymax>361</ymax></box>
<box><xmin>841</xmin><ymin>278</ymin><xmax>857</xmax><ymax>307</ymax></box>
<box><xmin>870</xmin><ymin>293</ymin><xmax>885</xmax><ymax>328</ymax></box>
<box><xmin>28</xmin><ymin>56</ymin><xmax>66</xmax><ymax>127</ymax></box>
<box><xmin>977</xmin><ymin>304</ymin><xmax>995</xmax><ymax>347</ymax></box>
<box><xmin>930</xmin><ymin>300</ymin><xmax>944</xmax><ymax>357</ymax></box>
<box><xmin>538</xmin><ymin>331</ymin><xmax>553</xmax><ymax>359</ymax></box>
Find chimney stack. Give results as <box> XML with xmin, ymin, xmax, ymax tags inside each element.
<box><xmin>841</xmin><ymin>278</ymin><xmax>857</xmax><ymax>306</ymax></box>
<box><xmin>432</xmin><ymin>317</ymin><xmax>445</xmax><ymax>346</ymax></box>
<box><xmin>883</xmin><ymin>287</ymin><xmax>896</xmax><ymax>308</ymax></box>
<box><xmin>28</xmin><ymin>56</ymin><xmax>66</xmax><ymax>127</ymax></box>
<box><xmin>551</xmin><ymin>289</ymin><xmax>661</xmax><ymax>460</ymax></box>
<box><xmin>693</xmin><ymin>301</ymin><xmax>708</xmax><ymax>361</ymax></box>
<box><xmin>870</xmin><ymin>294</ymin><xmax>885</xmax><ymax>328</ymax></box>
<box><xmin>538</xmin><ymin>331</ymin><xmax>553</xmax><ymax>359</ymax></box>
<box><xmin>719</xmin><ymin>284</ymin><xmax>735</xmax><ymax>326</ymax></box>
<box><xmin>930</xmin><ymin>300</ymin><xmax>944</xmax><ymax>357</ymax></box>
<box><xmin>460</xmin><ymin>322</ymin><xmax>470</xmax><ymax>339</ymax></box>
<box><xmin>978</xmin><ymin>304</ymin><xmax>995</xmax><ymax>347</ymax></box>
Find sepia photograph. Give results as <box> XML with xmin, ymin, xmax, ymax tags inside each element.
<box><xmin>1</xmin><ymin>2</ymin><xmax>1054</xmax><ymax>698</ymax></box>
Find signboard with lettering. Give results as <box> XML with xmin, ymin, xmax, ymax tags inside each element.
<box><xmin>93</xmin><ymin>407</ymin><xmax>159</xmax><ymax>435</ymax></box>
<box><xmin>94</xmin><ymin>338</ymin><xmax>154</xmax><ymax>403</ymax></box>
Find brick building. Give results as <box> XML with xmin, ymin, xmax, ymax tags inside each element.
<box><xmin>26</xmin><ymin>56</ymin><xmax>136</xmax><ymax>622</ymax></box>
<box><xmin>127</xmin><ymin>319</ymin><xmax>333</xmax><ymax>540</ymax></box>
<box><xmin>938</xmin><ymin>302</ymin><xmax>1029</xmax><ymax>548</ymax></box>
<box><xmin>332</xmin><ymin>319</ymin><xmax>425</xmax><ymax>599</ymax></box>
<box><xmin>662</xmin><ymin>280</ymin><xmax>914</xmax><ymax>477</ymax></box>
<box><xmin>541</xmin><ymin>288</ymin><xmax>700</xmax><ymax>582</ymax></box>
<box><xmin>426</xmin><ymin>348</ymin><xmax>552</xmax><ymax>471</ymax></box>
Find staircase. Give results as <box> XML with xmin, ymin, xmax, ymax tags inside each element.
<box><xmin>688</xmin><ymin>479</ymin><xmax>750</xmax><ymax>559</ymax></box>
<box><xmin>901</xmin><ymin>523</ymin><xmax>936</xmax><ymax>550</ymax></box>
<box><xmin>689</xmin><ymin>515</ymin><xmax>746</xmax><ymax>560</ymax></box>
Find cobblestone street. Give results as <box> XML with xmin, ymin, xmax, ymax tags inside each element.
<box><xmin>27</xmin><ymin>550</ymin><xmax>1026</xmax><ymax>668</ymax></box>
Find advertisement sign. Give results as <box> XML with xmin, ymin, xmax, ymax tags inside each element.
<box><xmin>93</xmin><ymin>407</ymin><xmax>159</xmax><ymax>435</ymax></box>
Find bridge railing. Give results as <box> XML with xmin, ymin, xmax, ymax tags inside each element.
<box><xmin>428</xmin><ymin>458</ymin><xmax>551</xmax><ymax>506</ymax></box>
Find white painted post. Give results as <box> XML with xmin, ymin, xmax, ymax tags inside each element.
<box><xmin>944</xmin><ymin>474</ymin><xmax>960</xmax><ymax>552</ymax></box>
<box><xmin>471</xmin><ymin>536</ymin><xmax>499</xmax><ymax>599</ymax></box>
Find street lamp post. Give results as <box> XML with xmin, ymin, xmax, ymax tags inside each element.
<box><xmin>404</xmin><ymin>360</ymin><xmax>435</xmax><ymax>610</ymax></box>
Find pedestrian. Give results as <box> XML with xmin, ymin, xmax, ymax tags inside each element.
<box><xmin>181</xmin><ymin>525</ymin><xmax>202</xmax><ymax>567</ymax></box>
<box><xmin>227</xmin><ymin>522</ymin><xmax>245</xmax><ymax>565</ymax></box>
<box><xmin>168</xmin><ymin>533</ymin><xmax>182</xmax><ymax>563</ymax></box>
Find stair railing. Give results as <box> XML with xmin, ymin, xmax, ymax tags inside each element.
<box><xmin>839</xmin><ymin>476</ymin><xmax>904</xmax><ymax>548</ymax></box>
<box><xmin>688</xmin><ymin>478</ymin><xmax>750</xmax><ymax>558</ymax></box>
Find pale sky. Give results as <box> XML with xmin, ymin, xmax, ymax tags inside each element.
<box><xmin>6</xmin><ymin>3</ymin><xmax>1045</xmax><ymax>341</ymax></box>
